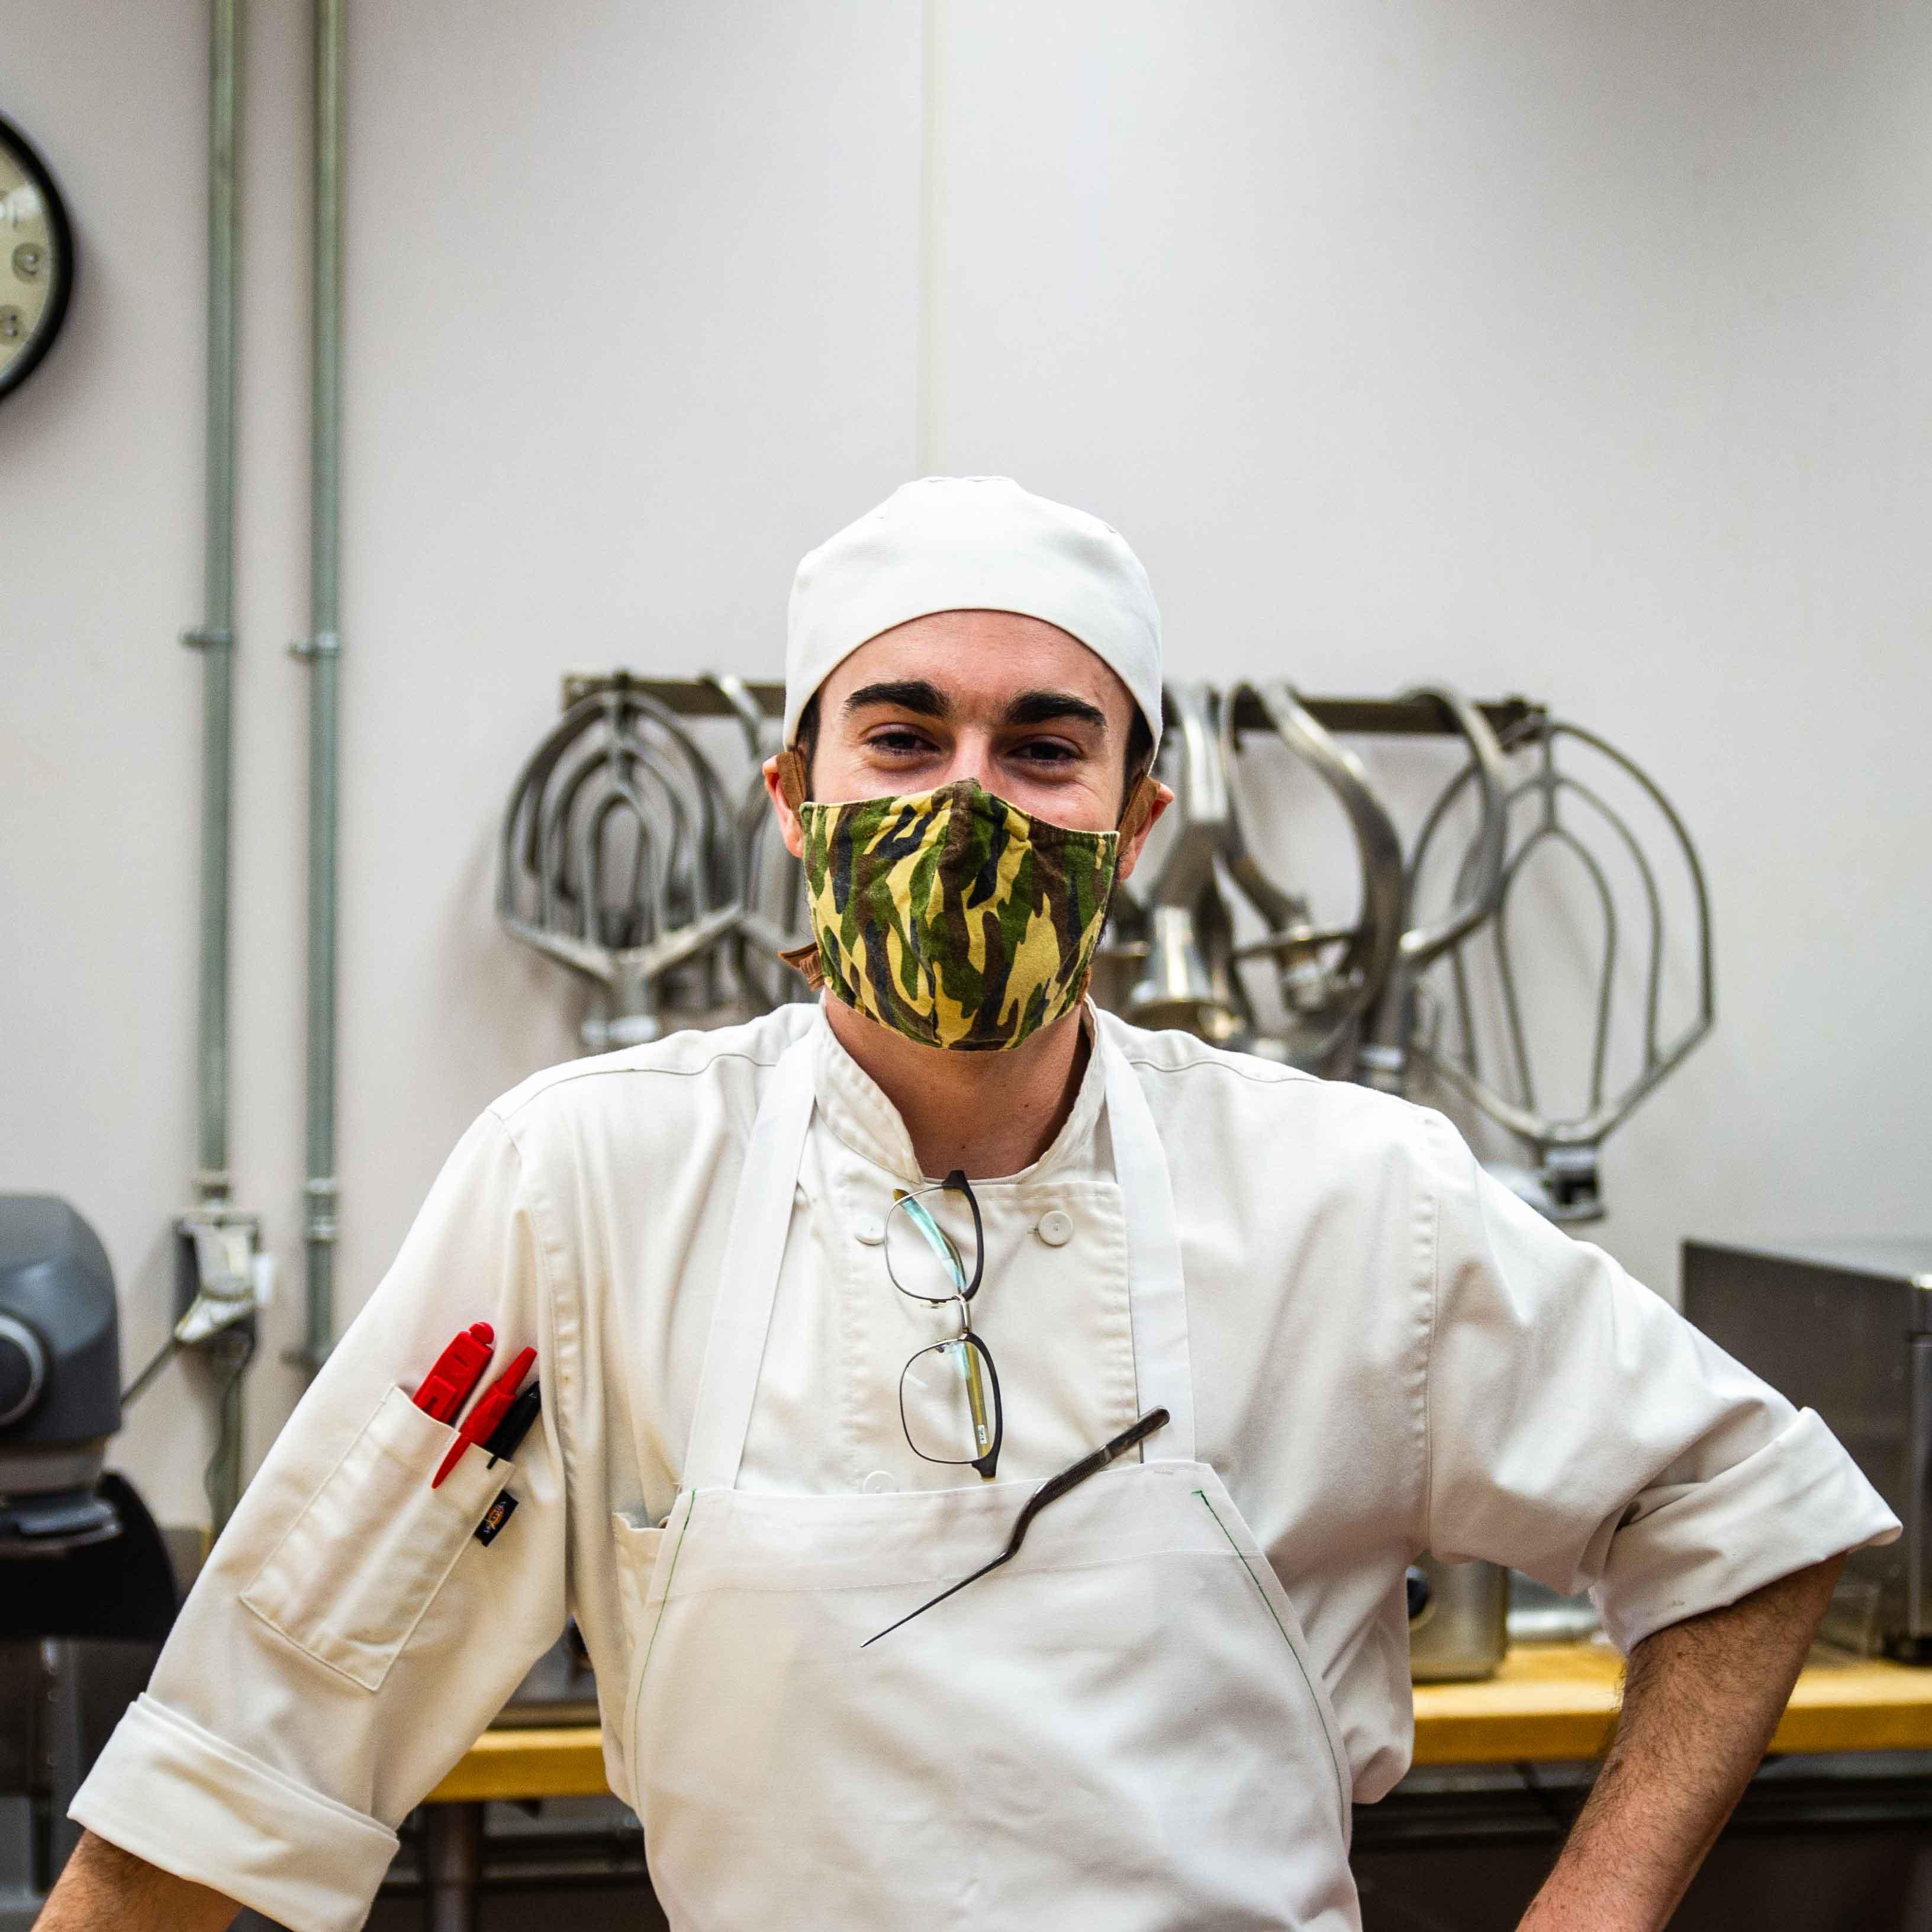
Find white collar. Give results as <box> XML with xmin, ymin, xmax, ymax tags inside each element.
<box><xmin>806</xmin><ymin>997</ymin><xmax>1109</xmax><ymax>1187</ymax></box>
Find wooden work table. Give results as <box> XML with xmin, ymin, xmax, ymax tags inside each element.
<box><xmin>427</xmin><ymin>1641</ymin><xmax>1932</xmax><ymax>1804</ymax></box>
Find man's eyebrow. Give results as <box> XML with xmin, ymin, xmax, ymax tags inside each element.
<box><xmin>1003</xmin><ymin>690</ymin><xmax>1108</xmax><ymax>733</ymax></box>
<box><xmin>842</xmin><ymin>680</ymin><xmax>950</xmax><ymax>720</ymax></box>
<box><xmin>839</xmin><ymin>680</ymin><xmax>1108</xmax><ymax>735</ymax></box>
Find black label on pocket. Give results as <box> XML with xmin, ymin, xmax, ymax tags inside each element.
<box><xmin>475</xmin><ymin>1490</ymin><xmax>519</xmax><ymax>1546</ymax></box>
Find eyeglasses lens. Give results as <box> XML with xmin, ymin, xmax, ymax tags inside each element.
<box><xmin>900</xmin><ymin>1336</ymin><xmax>998</xmax><ymax>1467</ymax></box>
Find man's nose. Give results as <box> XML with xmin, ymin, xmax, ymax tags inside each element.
<box><xmin>941</xmin><ymin>729</ymin><xmax>999</xmax><ymax>793</ymax></box>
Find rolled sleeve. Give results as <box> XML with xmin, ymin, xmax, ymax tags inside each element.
<box><xmin>1417</xmin><ymin>1111</ymin><xmax>1898</xmax><ymax>1650</ymax></box>
<box><xmin>70</xmin><ymin>1695</ymin><xmax>397</xmax><ymax>1932</ymax></box>
<box><xmin>70</xmin><ymin>1107</ymin><xmax>572</xmax><ymax>1930</ymax></box>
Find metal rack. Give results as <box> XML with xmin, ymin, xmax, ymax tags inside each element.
<box><xmin>557</xmin><ymin>672</ymin><xmax>1546</xmax><ymax>742</ymax></box>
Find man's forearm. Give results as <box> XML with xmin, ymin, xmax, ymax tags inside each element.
<box><xmin>1518</xmin><ymin>1553</ymin><xmax>1843</xmax><ymax>1932</ymax></box>
<box><xmin>33</xmin><ymin>1829</ymin><xmax>239</xmax><ymax>1932</ymax></box>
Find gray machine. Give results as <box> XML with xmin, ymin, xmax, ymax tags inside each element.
<box><xmin>1</xmin><ymin>1199</ymin><xmax>120</xmax><ymax>1548</ymax></box>
<box><xmin>0</xmin><ymin>1197</ymin><xmax>178</xmax><ymax>1926</ymax></box>
<box><xmin>1683</xmin><ymin>1236</ymin><xmax>1932</xmax><ymax>1662</ymax></box>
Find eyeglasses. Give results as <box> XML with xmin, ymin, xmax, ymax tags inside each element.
<box><xmin>863</xmin><ymin>1407</ymin><xmax>1170</xmax><ymax>1646</ymax></box>
<box><xmin>886</xmin><ymin>1169</ymin><xmax>1003</xmax><ymax>1481</ymax></box>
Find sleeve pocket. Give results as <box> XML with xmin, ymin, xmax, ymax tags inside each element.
<box><xmin>242</xmin><ymin>1384</ymin><xmax>516</xmax><ymax>1692</ymax></box>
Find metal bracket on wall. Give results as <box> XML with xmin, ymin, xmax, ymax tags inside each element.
<box><xmin>286</xmin><ymin>630</ymin><xmax>340</xmax><ymax>660</ymax></box>
<box><xmin>173</xmin><ymin>1209</ymin><xmax>265</xmax><ymax>1348</ymax></box>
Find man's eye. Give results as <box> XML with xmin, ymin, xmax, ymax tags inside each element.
<box><xmin>1013</xmin><ymin>740</ymin><xmax>1078</xmax><ymax>764</ymax></box>
<box><xmin>868</xmin><ymin>729</ymin><xmax>935</xmax><ymax>754</ymax></box>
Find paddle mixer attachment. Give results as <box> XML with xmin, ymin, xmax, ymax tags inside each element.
<box><xmin>1406</xmin><ymin>716</ymin><xmax>1715</xmax><ymax>1222</ymax></box>
<box><xmin>498</xmin><ymin>674</ymin><xmax>744</xmax><ymax>1049</ymax></box>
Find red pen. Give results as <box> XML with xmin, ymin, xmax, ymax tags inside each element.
<box><xmin>432</xmin><ymin>1346</ymin><xmax>534</xmax><ymax>1488</ymax></box>
<box><xmin>413</xmin><ymin>1323</ymin><xmax>494</xmax><ymax>1424</ymax></box>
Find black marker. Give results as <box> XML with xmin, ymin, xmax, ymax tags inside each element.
<box><xmin>474</xmin><ymin>1382</ymin><xmax>541</xmax><ymax>1547</ymax></box>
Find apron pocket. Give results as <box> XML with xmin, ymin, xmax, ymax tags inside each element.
<box><xmin>241</xmin><ymin>1384</ymin><xmax>513</xmax><ymax>1692</ymax></box>
<box><xmin>1193</xmin><ymin>1483</ymin><xmax>1354</xmax><ymax>1837</ymax></box>
<box><xmin>607</xmin><ymin>1509</ymin><xmax>667</xmax><ymax>1804</ymax></box>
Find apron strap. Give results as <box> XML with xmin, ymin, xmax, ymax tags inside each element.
<box><xmin>681</xmin><ymin>1031</ymin><xmax>819</xmax><ymax>1492</ymax></box>
<box><xmin>1098</xmin><ymin>1016</ymin><xmax>1197</xmax><ymax>1464</ymax></box>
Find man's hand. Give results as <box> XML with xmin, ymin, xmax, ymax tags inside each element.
<box><xmin>1518</xmin><ymin>1554</ymin><xmax>1844</xmax><ymax>1931</ymax></box>
<box><xmin>33</xmin><ymin>1829</ymin><xmax>240</xmax><ymax>1932</ymax></box>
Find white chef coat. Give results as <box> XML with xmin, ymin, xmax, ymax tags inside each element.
<box><xmin>72</xmin><ymin>1000</ymin><xmax>1898</xmax><ymax>1932</ymax></box>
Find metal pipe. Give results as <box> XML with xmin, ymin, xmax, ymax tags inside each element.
<box><xmin>297</xmin><ymin>0</ymin><xmax>346</xmax><ymax>1374</ymax></box>
<box><xmin>179</xmin><ymin>0</ymin><xmax>255</xmax><ymax>1538</ymax></box>
<box><xmin>191</xmin><ymin>0</ymin><xmax>241</xmax><ymax>1208</ymax></box>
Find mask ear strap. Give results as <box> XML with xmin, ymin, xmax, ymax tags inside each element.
<box><xmin>779</xmin><ymin>939</ymin><xmax>826</xmax><ymax>990</ymax></box>
<box><xmin>1116</xmin><ymin>770</ymin><xmax>1160</xmax><ymax>847</ymax></box>
<box><xmin>771</xmin><ymin>746</ymin><xmax>827</xmax><ymax>988</ymax></box>
<box><xmin>772</xmin><ymin>745</ymin><xmax>810</xmax><ymax>814</ymax></box>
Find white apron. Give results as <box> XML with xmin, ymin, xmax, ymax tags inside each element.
<box><xmin>611</xmin><ymin>1022</ymin><xmax>1360</xmax><ymax>1930</ymax></box>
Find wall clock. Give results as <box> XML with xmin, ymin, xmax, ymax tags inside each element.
<box><xmin>0</xmin><ymin>114</ymin><xmax>75</xmax><ymax>402</ymax></box>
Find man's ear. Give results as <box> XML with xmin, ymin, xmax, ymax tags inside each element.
<box><xmin>1115</xmin><ymin>774</ymin><xmax>1172</xmax><ymax>884</ymax></box>
<box><xmin>763</xmin><ymin>747</ymin><xmax>810</xmax><ymax>860</ymax></box>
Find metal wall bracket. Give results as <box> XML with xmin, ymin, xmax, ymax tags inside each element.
<box><xmin>173</xmin><ymin>1208</ymin><xmax>264</xmax><ymax>1348</ymax></box>
<box><xmin>178</xmin><ymin>627</ymin><xmax>234</xmax><ymax>653</ymax></box>
<box><xmin>301</xmin><ymin>1175</ymin><xmax>338</xmax><ymax>1245</ymax></box>
<box><xmin>286</xmin><ymin>630</ymin><xmax>340</xmax><ymax>660</ymax></box>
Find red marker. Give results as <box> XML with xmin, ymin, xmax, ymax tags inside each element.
<box><xmin>413</xmin><ymin>1323</ymin><xmax>494</xmax><ymax>1424</ymax></box>
<box><xmin>432</xmin><ymin>1347</ymin><xmax>535</xmax><ymax>1488</ymax></box>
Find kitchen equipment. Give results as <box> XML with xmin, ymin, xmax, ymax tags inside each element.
<box><xmin>498</xmin><ymin>672</ymin><xmax>743</xmax><ymax>1048</ymax></box>
<box><xmin>1409</xmin><ymin>715</ymin><xmax>1714</xmax><ymax>1223</ymax></box>
<box><xmin>1104</xmin><ymin>683</ymin><xmax>1245</xmax><ymax>1042</ymax></box>
<box><xmin>709</xmin><ymin>671</ymin><xmax>813</xmax><ymax>1014</ymax></box>
<box><xmin>1356</xmin><ymin>686</ymin><xmax>1509</xmax><ymax>1097</ymax></box>
<box><xmin>1683</xmin><ymin>1237</ymin><xmax>1932</xmax><ymax>1660</ymax></box>
<box><xmin>1219</xmin><ymin>680</ymin><xmax>1406</xmax><ymax>1074</ymax></box>
<box><xmin>1405</xmin><ymin>1556</ymin><xmax>1512</xmax><ymax>1683</ymax></box>
<box><xmin>1</xmin><ymin>1197</ymin><xmax>179</xmax><ymax>1922</ymax></box>
<box><xmin>1</xmin><ymin>1197</ymin><xmax>120</xmax><ymax>1553</ymax></box>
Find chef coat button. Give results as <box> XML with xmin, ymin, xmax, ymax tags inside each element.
<box><xmin>1035</xmin><ymin>1209</ymin><xmax>1074</xmax><ymax>1248</ymax></box>
<box><xmin>855</xmin><ymin>1217</ymin><xmax>886</xmax><ymax>1247</ymax></box>
<box><xmin>861</xmin><ymin>1470</ymin><xmax>894</xmax><ymax>1494</ymax></box>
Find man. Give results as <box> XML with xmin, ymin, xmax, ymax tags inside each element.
<box><xmin>43</xmin><ymin>478</ymin><xmax>1895</xmax><ymax>1931</ymax></box>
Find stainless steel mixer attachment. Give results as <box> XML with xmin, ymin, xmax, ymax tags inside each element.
<box><xmin>1355</xmin><ymin>687</ymin><xmax>1510</xmax><ymax>1097</ymax></box>
<box><xmin>498</xmin><ymin>674</ymin><xmax>743</xmax><ymax>1049</ymax></box>
<box><xmin>707</xmin><ymin>671</ymin><xmax>815</xmax><ymax>1012</ymax></box>
<box><xmin>1405</xmin><ymin>714</ymin><xmax>1714</xmax><ymax>1223</ymax></box>
<box><xmin>1218</xmin><ymin>681</ymin><xmax>1406</xmax><ymax>1074</ymax></box>
<box><xmin>1106</xmin><ymin>683</ymin><xmax>1246</xmax><ymax>1042</ymax></box>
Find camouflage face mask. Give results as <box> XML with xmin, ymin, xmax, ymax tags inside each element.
<box><xmin>783</xmin><ymin>776</ymin><xmax>1126</xmax><ymax>1051</ymax></box>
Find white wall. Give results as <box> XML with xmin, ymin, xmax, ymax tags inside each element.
<box><xmin>3</xmin><ymin>0</ymin><xmax>922</xmax><ymax>1519</ymax></box>
<box><xmin>3</xmin><ymin>1</ymin><xmax>1926</xmax><ymax>1524</ymax></box>
<box><xmin>919</xmin><ymin>0</ymin><xmax>1932</xmax><ymax>1299</ymax></box>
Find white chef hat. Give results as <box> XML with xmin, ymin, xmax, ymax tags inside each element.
<box><xmin>784</xmin><ymin>476</ymin><xmax>1163</xmax><ymax>756</ymax></box>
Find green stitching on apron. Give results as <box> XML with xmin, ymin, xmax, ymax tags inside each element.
<box><xmin>629</xmin><ymin>1490</ymin><xmax>701</xmax><ymax>1789</ymax></box>
<box><xmin>1194</xmin><ymin>1488</ymin><xmax>1349</xmax><ymax>1821</ymax></box>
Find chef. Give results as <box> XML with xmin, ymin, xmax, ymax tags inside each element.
<box><xmin>48</xmin><ymin>478</ymin><xmax>1896</xmax><ymax>1932</ymax></box>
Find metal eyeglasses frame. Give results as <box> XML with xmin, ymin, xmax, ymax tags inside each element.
<box><xmin>888</xmin><ymin>1168</ymin><xmax>1003</xmax><ymax>1482</ymax></box>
